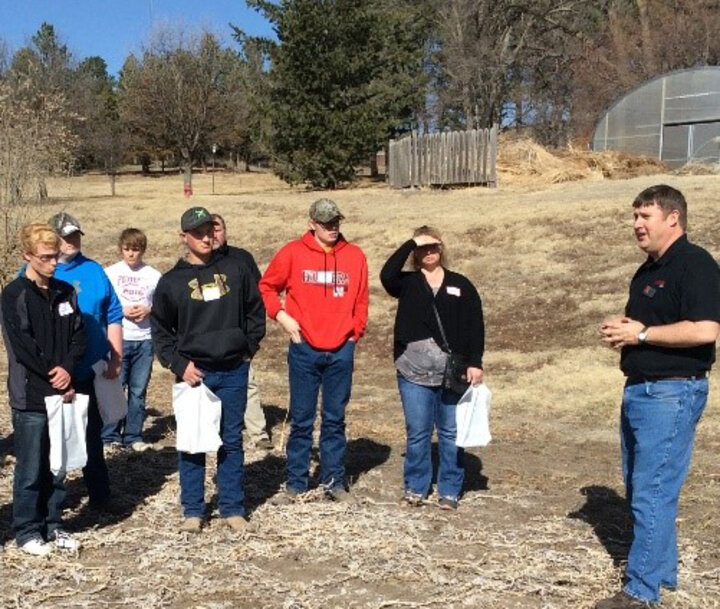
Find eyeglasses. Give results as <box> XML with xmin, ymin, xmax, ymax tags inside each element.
<box><xmin>30</xmin><ymin>253</ymin><xmax>60</xmax><ymax>263</ymax></box>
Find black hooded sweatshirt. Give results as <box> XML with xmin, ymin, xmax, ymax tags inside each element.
<box><xmin>151</xmin><ymin>252</ymin><xmax>266</xmax><ymax>378</ymax></box>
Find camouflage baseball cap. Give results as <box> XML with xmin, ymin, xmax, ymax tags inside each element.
<box><xmin>180</xmin><ymin>206</ymin><xmax>213</xmax><ymax>231</ymax></box>
<box><xmin>49</xmin><ymin>212</ymin><xmax>84</xmax><ymax>237</ymax></box>
<box><xmin>309</xmin><ymin>198</ymin><xmax>344</xmax><ymax>223</ymax></box>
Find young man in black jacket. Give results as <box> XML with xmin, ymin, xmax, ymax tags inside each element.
<box><xmin>1</xmin><ymin>223</ymin><xmax>86</xmax><ymax>556</ymax></box>
<box><xmin>151</xmin><ymin>207</ymin><xmax>266</xmax><ymax>533</ymax></box>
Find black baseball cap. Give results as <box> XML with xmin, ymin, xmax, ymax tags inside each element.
<box><xmin>180</xmin><ymin>207</ymin><xmax>213</xmax><ymax>231</ymax></box>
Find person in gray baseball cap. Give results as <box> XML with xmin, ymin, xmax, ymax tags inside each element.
<box><xmin>49</xmin><ymin>212</ymin><xmax>85</xmax><ymax>237</ymax></box>
<box><xmin>47</xmin><ymin>212</ymin><xmax>123</xmax><ymax>513</ymax></box>
<box><xmin>259</xmin><ymin>198</ymin><xmax>369</xmax><ymax>504</ymax></box>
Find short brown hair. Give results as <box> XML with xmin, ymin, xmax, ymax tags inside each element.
<box><xmin>20</xmin><ymin>223</ymin><xmax>59</xmax><ymax>254</ymax></box>
<box><xmin>118</xmin><ymin>228</ymin><xmax>147</xmax><ymax>252</ymax></box>
<box><xmin>411</xmin><ymin>225</ymin><xmax>447</xmax><ymax>270</ymax></box>
<box><xmin>211</xmin><ymin>213</ymin><xmax>225</xmax><ymax>228</ymax></box>
<box><xmin>633</xmin><ymin>184</ymin><xmax>687</xmax><ymax>229</ymax></box>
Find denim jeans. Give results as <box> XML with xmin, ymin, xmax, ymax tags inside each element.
<box><xmin>102</xmin><ymin>339</ymin><xmax>154</xmax><ymax>445</ymax></box>
<box><xmin>397</xmin><ymin>375</ymin><xmax>464</xmax><ymax>500</ymax></box>
<box><xmin>76</xmin><ymin>378</ymin><xmax>111</xmax><ymax>506</ymax></box>
<box><xmin>11</xmin><ymin>409</ymin><xmax>66</xmax><ymax>545</ymax></box>
<box><xmin>286</xmin><ymin>339</ymin><xmax>355</xmax><ymax>492</ymax></box>
<box><xmin>178</xmin><ymin>362</ymin><xmax>249</xmax><ymax>518</ymax></box>
<box><xmin>621</xmin><ymin>378</ymin><xmax>709</xmax><ymax>603</ymax></box>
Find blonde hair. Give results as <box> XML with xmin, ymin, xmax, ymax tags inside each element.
<box><xmin>20</xmin><ymin>223</ymin><xmax>59</xmax><ymax>254</ymax></box>
<box><xmin>411</xmin><ymin>225</ymin><xmax>447</xmax><ymax>270</ymax></box>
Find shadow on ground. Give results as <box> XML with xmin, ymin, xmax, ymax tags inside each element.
<box><xmin>426</xmin><ymin>443</ymin><xmax>489</xmax><ymax>494</ymax></box>
<box><xmin>568</xmin><ymin>485</ymin><xmax>632</xmax><ymax>565</ymax></box>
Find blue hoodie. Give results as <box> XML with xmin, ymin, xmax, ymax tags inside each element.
<box><xmin>53</xmin><ymin>253</ymin><xmax>123</xmax><ymax>381</ymax></box>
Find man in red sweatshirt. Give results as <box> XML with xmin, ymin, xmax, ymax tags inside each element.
<box><xmin>260</xmin><ymin>199</ymin><xmax>369</xmax><ymax>502</ymax></box>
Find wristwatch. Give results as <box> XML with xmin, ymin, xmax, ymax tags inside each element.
<box><xmin>637</xmin><ymin>326</ymin><xmax>649</xmax><ymax>345</ymax></box>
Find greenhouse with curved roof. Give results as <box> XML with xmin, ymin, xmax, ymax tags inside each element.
<box><xmin>592</xmin><ymin>67</ymin><xmax>720</xmax><ymax>168</ymax></box>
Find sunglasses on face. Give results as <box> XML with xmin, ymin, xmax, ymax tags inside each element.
<box><xmin>415</xmin><ymin>244</ymin><xmax>442</xmax><ymax>253</ymax></box>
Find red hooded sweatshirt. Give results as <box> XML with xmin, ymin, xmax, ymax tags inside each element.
<box><xmin>259</xmin><ymin>231</ymin><xmax>369</xmax><ymax>350</ymax></box>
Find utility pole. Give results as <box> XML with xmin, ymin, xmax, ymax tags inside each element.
<box><xmin>212</xmin><ymin>143</ymin><xmax>217</xmax><ymax>194</ymax></box>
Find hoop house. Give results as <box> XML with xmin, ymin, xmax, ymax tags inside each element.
<box><xmin>592</xmin><ymin>67</ymin><xmax>720</xmax><ymax>167</ymax></box>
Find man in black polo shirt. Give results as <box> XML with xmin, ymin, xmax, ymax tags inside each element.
<box><xmin>598</xmin><ymin>185</ymin><xmax>720</xmax><ymax>608</ymax></box>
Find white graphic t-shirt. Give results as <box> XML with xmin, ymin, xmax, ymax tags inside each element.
<box><xmin>105</xmin><ymin>261</ymin><xmax>162</xmax><ymax>341</ymax></box>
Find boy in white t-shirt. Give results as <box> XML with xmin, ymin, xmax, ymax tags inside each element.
<box><xmin>101</xmin><ymin>228</ymin><xmax>162</xmax><ymax>451</ymax></box>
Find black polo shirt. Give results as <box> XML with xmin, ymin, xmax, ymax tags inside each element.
<box><xmin>621</xmin><ymin>234</ymin><xmax>720</xmax><ymax>378</ymax></box>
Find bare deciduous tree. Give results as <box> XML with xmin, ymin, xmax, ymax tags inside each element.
<box><xmin>0</xmin><ymin>75</ymin><xmax>77</xmax><ymax>285</ymax></box>
<box><xmin>119</xmin><ymin>27</ymin><xmax>243</xmax><ymax>191</ymax></box>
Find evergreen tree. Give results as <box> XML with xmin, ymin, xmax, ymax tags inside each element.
<box><xmin>241</xmin><ymin>0</ymin><xmax>430</xmax><ymax>188</ymax></box>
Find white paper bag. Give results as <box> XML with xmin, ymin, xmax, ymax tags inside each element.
<box><xmin>45</xmin><ymin>394</ymin><xmax>89</xmax><ymax>475</ymax></box>
<box><xmin>172</xmin><ymin>382</ymin><xmax>222</xmax><ymax>454</ymax></box>
<box><xmin>92</xmin><ymin>359</ymin><xmax>128</xmax><ymax>425</ymax></box>
<box><xmin>455</xmin><ymin>384</ymin><xmax>492</xmax><ymax>448</ymax></box>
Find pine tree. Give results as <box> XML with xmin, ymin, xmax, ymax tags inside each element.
<box><xmin>241</xmin><ymin>0</ymin><xmax>430</xmax><ymax>188</ymax></box>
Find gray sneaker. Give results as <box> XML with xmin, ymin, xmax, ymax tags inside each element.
<box><xmin>400</xmin><ymin>491</ymin><xmax>424</xmax><ymax>507</ymax></box>
<box><xmin>48</xmin><ymin>529</ymin><xmax>81</xmax><ymax>552</ymax></box>
<box><xmin>438</xmin><ymin>496</ymin><xmax>459</xmax><ymax>511</ymax></box>
<box><xmin>326</xmin><ymin>487</ymin><xmax>354</xmax><ymax>504</ymax></box>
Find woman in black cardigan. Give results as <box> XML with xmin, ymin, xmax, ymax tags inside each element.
<box><xmin>380</xmin><ymin>226</ymin><xmax>484</xmax><ymax>510</ymax></box>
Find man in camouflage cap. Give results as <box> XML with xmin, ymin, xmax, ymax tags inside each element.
<box><xmin>259</xmin><ymin>199</ymin><xmax>368</xmax><ymax>503</ymax></box>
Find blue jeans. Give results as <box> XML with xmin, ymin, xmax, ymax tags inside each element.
<box><xmin>178</xmin><ymin>362</ymin><xmax>249</xmax><ymax>518</ymax></box>
<box><xmin>101</xmin><ymin>339</ymin><xmax>154</xmax><ymax>445</ymax></box>
<box><xmin>621</xmin><ymin>378</ymin><xmax>709</xmax><ymax>603</ymax></box>
<box><xmin>286</xmin><ymin>339</ymin><xmax>355</xmax><ymax>492</ymax></box>
<box><xmin>11</xmin><ymin>409</ymin><xmax>66</xmax><ymax>544</ymax></box>
<box><xmin>397</xmin><ymin>375</ymin><xmax>464</xmax><ymax>499</ymax></box>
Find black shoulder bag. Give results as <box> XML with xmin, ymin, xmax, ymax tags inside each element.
<box><xmin>428</xmin><ymin>289</ymin><xmax>470</xmax><ymax>395</ymax></box>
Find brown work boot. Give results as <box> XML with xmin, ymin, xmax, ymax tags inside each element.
<box><xmin>179</xmin><ymin>517</ymin><xmax>202</xmax><ymax>534</ymax></box>
<box><xmin>595</xmin><ymin>591</ymin><xmax>652</xmax><ymax>608</ymax></box>
<box><xmin>222</xmin><ymin>516</ymin><xmax>247</xmax><ymax>532</ymax></box>
<box><xmin>271</xmin><ymin>488</ymin><xmax>300</xmax><ymax>505</ymax></box>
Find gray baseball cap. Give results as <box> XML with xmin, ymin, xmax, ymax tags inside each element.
<box><xmin>309</xmin><ymin>198</ymin><xmax>344</xmax><ymax>223</ymax></box>
<box><xmin>49</xmin><ymin>212</ymin><xmax>84</xmax><ymax>237</ymax></box>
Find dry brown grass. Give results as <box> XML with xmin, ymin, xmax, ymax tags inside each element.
<box><xmin>497</xmin><ymin>135</ymin><xmax>668</xmax><ymax>187</ymax></box>
<box><xmin>1</xmin><ymin>168</ymin><xmax>720</xmax><ymax>608</ymax></box>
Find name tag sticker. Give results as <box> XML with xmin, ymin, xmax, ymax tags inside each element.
<box><xmin>446</xmin><ymin>286</ymin><xmax>461</xmax><ymax>297</ymax></box>
<box><xmin>202</xmin><ymin>285</ymin><xmax>221</xmax><ymax>301</ymax></box>
<box><xmin>58</xmin><ymin>301</ymin><xmax>74</xmax><ymax>316</ymax></box>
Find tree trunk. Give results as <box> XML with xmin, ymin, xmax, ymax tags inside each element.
<box><xmin>109</xmin><ymin>171</ymin><xmax>116</xmax><ymax>197</ymax></box>
<box><xmin>636</xmin><ymin>0</ymin><xmax>656</xmax><ymax>76</ymax></box>
<box><xmin>182</xmin><ymin>150</ymin><xmax>193</xmax><ymax>197</ymax></box>
<box><xmin>38</xmin><ymin>178</ymin><xmax>48</xmax><ymax>200</ymax></box>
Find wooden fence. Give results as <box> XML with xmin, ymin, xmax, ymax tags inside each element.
<box><xmin>388</xmin><ymin>125</ymin><xmax>498</xmax><ymax>189</ymax></box>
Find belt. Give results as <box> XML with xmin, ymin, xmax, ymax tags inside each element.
<box><xmin>625</xmin><ymin>372</ymin><xmax>709</xmax><ymax>386</ymax></box>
